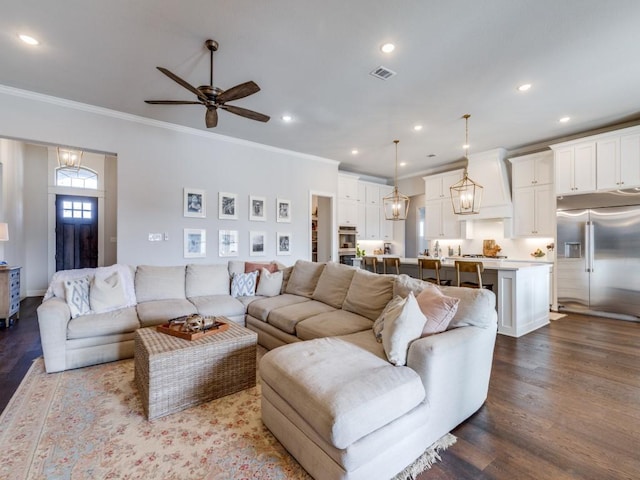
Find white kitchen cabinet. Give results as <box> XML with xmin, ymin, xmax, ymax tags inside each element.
<box><xmin>424</xmin><ymin>199</ymin><xmax>460</xmax><ymax>239</ymax></box>
<box><xmin>337</xmin><ymin>199</ymin><xmax>358</xmax><ymax>226</ymax></box>
<box><xmin>338</xmin><ymin>174</ymin><xmax>359</xmax><ymax>201</ymax></box>
<box><xmin>553</xmin><ymin>143</ymin><xmax>597</xmax><ymax>195</ymax></box>
<box><xmin>597</xmin><ymin>134</ymin><xmax>640</xmax><ymax>190</ymax></box>
<box><xmin>512</xmin><ymin>185</ymin><xmax>554</xmax><ymax>237</ymax></box>
<box><xmin>365</xmin><ymin>183</ymin><xmax>381</xmax><ymax>206</ymax></box>
<box><xmin>364</xmin><ymin>204</ymin><xmax>380</xmax><ymax>239</ymax></box>
<box><xmin>509</xmin><ymin>151</ymin><xmax>555</xmax><ymax>237</ymax></box>
<box><xmin>424</xmin><ymin>170</ymin><xmax>464</xmax><ymax>201</ymax></box>
<box><xmin>511</xmin><ymin>151</ymin><xmax>553</xmax><ymax>188</ymax></box>
<box><xmin>379</xmin><ymin>185</ymin><xmax>394</xmax><ymax>241</ymax></box>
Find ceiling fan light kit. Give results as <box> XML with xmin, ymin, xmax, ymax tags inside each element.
<box><xmin>450</xmin><ymin>114</ymin><xmax>483</xmax><ymax>215</ymax></box>
<box><xmin>145</xmin><ymin>39</ymin><xmax>270</xmax><ymax>128</ymax></box>
<box><xmin>383</xmin><ymin>140</ymin><xmax>410</xmax><ymax>221</ymax></box>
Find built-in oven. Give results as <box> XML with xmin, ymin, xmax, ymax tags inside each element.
<box><xmin>338</xmin><ymin>226</ymin><xmax>357</xmax><ymax>265</ymax></box>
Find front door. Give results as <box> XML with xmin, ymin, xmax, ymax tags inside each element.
<box><xmin>56</xmin><ymin>195</ymin><xmax>98</xmax><ymax>271</ymax></box>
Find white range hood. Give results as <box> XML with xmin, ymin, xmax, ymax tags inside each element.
<box><xmin>465</xmin><ymin>147</ymin><xmax>513</xmax><ymax>220</ymax></box>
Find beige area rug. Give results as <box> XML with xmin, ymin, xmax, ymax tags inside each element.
<box><xmin>0</xmin><ymin>358</ymin><xmax>455</xmax><ymax>480</ymax></box>
<box><xmin>549</xmin><ymin>312</ymin><xmax>567</xmax><ymax>321</ymax></box>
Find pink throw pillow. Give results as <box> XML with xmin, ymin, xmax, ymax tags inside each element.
<box><xmin>245</xmin><ymin>262</ymin><xmax>278</xmax><ymax>274</ymax></box>
<box><xmin>415</xmin><ymin>287</ymin><xmax>460</xmax><ymax>336</ymax></box>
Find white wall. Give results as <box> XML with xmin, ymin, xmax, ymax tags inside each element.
<box><xmin>0</xmin><ymin>86</ymin><xmax>339</xmax><ymax>295</ymax></box>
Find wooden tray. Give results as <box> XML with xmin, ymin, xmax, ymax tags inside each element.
<box><xmin>156</xmin><ymin>318</ymin><xmax>229</xmax><ymax>340</ymax></box>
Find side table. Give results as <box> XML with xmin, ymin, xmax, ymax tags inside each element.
<box><xmin>0</xmin><ymin>266</ymin><xmax>20</xmax><ymax>328</ymax></box>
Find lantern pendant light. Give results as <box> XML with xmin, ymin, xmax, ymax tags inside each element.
<box><xmin>450</xmin><ymin>114</ymin><xmax>483</xmax><ymax>215</ymax></box>
<box><xmin>383</xmin><ymin>140</ymin><xmax>410</xmax><ymax>221</ymax></box>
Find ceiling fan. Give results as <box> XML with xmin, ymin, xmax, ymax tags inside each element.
<box><xmin>145</xmin><ymin>39</ymin><xmax>269</xmax><ymax>128</ymax></box>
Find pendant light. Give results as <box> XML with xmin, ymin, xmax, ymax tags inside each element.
<box><xmin>383</xmin><ymin>140</ymin><xmax>410</xmax><ymax>221</ymax></box>
<box><xmin>57</xmin><ymin>147</ymin><xmax>84</xmax><ymax>171</ymax></box>
<box><xmin>450</xmin><ymin>114</ymin><xmax>483</xmax><ymax>215</ymax></box>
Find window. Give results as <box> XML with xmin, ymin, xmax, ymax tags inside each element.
<box><xmin>56</xmin><ymin>166</ymin><xmax>98</xmax><ymax>189</ymax></box>
<box><xmin>61</xmin><ymin>200</ymin><xmax>93</xmax><ymax>220</ymax></box>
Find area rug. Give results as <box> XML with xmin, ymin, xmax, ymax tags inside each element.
<box><xmin>549</xmin><ymin>312</ymin><xmax>567</xmax><ymax>321</ymax></box>
<box><xmin>0</xmin><ymin>358</ymin><xmax>455</xmax><ymax>480</ymax></box>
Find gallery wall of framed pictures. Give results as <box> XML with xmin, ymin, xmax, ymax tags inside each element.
<box><xmin>182</xmin><ymin>188</ymin><xmax>295</xmax><ymax>259</ymax></box>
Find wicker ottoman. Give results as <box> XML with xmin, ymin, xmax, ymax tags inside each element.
<box><xmin>134</xmin><ymin>321</ymin><xmax>257</xmax><ymax>420</ymax></box>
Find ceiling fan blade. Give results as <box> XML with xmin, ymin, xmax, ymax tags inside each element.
<box><xmin>220</xmin><ymin>105</ymin><xmax>270</xmax><ymax>122</ymax></box>
<box><xmin>205</xmin><ymin>106</ymin><xmax>218</xmax><ymax>128</ymax></box>
<box><xmin>156</xmin><ymin>67</ymin><xmax>209</xmax><ymax>103</ymax></box>
<box><xmin>216</xmin><ymin>81</ymin><xmax>260</xmax><ymax>104</ymax></box>
<box><xmin>145</xmin><ymin>100</ymin><xmax>203</xmax><ymax>105</ymax></box>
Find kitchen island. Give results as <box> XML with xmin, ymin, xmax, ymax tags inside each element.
<box><xmin>369</xmin><ymin>256</ymin><xmax>552</xmax><ymax>337</ymax></box>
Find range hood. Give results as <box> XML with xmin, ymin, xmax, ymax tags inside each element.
<box><xmin>464</xmin><ymin>147</ymin><xmax>513</xmax><ymax>220</ymax></box>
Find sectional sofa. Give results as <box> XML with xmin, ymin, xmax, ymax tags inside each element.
<box><xmin>37</xmin><ymin>259</ymin><xmax>498</xmax><ymax>480</ymax></box>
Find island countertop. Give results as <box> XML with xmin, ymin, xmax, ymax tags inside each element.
<box><xmin>368</xmin><ymin>256</ymin><xmax>552</xmax><ymax>271</ymax></box>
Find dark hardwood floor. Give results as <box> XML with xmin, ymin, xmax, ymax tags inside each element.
<box><xmin>1</xmin><ymin>300</ymin><xmax>639</xmax><ymax>479</ymax></box>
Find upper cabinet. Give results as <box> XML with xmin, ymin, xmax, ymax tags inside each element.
<box><xmin>338</xmin><ymin>173</ymin><xmax>359</xmax><ymax>226</ymax></box>
<box><xmin>512</xmin><ymin>151</ymin><xmax>553</xmax><ymax>188</ymax></box>
<box><xmin>551</xmin><ymin>125</ymin><xmax>640</xmax><ymax>195</ymax></box>
<box><xmin>338</xmin><ymin>174</ymin><xmax>359</xmax><ymax>201</ymax></box>
<box><xmin>423</xmin><ymin>170</ymin><xmax>464</xmax><ymax>239</ymax></box>
<box><xmin>425</xmin><ymin>170</ymin><xmax>463</xmax><ymax>201</ymax></box>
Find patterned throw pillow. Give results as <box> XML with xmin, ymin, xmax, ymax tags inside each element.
<box><xmin>231</xmin><ymin>270</ymin><xmax>258</xmax><ymax>297</ymax></box>
<box><xmin>64</xmin><ymin>276</ymin><xmax>91</xmax><ymax>318</ymax></box>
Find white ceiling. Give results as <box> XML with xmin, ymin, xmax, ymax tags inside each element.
<box><xmin>3</xmin><ymin>0</ymin><xmax>640</xmax><ymax>179</ymax></box>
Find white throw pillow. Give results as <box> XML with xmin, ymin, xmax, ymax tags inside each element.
<box><xmin>64</xmin><ymin>276</ymin><xmax>91</xmax><ymax>318</ymax></box>
<box><xmin>381</xmin><ymin>292</ymin><xmax>427</xmax><ymax>366</ymax></box>
<box><xmin>372</xmin><ymin>295</ymin><xmax>405</xmax><ymax>342</ymax></box>
<box><xmin>231</xmin><ymin>270</ymin><xmax>258</xmax><ymax>297</ymax></box>
<box><xmin>90</xmin><ymin>272</ymin><xmax>127</xmax><ymax>314</ymax></box>
<box><xmin>256</xmin><ymin>268</ymin><xmax>283</xmax><ymax>297</ymax></box>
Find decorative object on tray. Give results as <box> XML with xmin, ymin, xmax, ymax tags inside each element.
<box><xmin>157</xmin><ymin>314</ymin><xmax>228</xmax><ymax>340</ymax></box>
<box><xmin>482</xmin><ymin>239</ymin><xmax>502</xmax><ymax>257</ymax></box>
<box><xmin>531</xmin><ymin>248</ymin><xmax>545</xmax><ymax>258</ymax></box>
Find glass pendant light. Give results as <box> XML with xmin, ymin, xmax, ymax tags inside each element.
<box><xmin>383</xmin><ymin>140</ymin><xmax>410</xmax><ymax>221</ymax></box>
<box><xmin>450</xmin><ymin>114</ymin><xmax>483</xmax><ymax>215</ymax></box>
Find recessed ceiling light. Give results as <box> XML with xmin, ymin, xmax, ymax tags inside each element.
<box><xmin>399</xmin><ymin>162</ymin><xmax>407</xmax><ymax>167</ymax></box>
<box><xmin>413</xmin><ymin>125</ymin><xmax>423</xmax><ymax>131</ymax></box>
<box><xmin>517</xmin><ymin>83</ymin><xmax>532</xmax><ymax>92</ymax></box>
<box><xmin>281</xmin><ymin>115</ymin><xmax>292</xmax><ymax>122</ymax></box>
<box><xmin>559</xmin><ymin>116</ymin><xmax>571</xmax><ymax>123</ymax></box>
<box><xmin>351</xmin><ymin>149</ymin><xmax>358</xmax><ymax>155</ymax></box>
<box><xmin>380</xmin><ymin>43</ymin><xmax>395</xmax><ymax>53</ymax></box>
<box><xmin>18</xmin><ymin>34</ymin><xmax>39</xmax><ymax>46</ymax></box>
<box><xmin>462</xmin><ymin>143</ymin><xmax>470</xmax><ymax>149</ymax></box>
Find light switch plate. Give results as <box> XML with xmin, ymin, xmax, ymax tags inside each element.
<box><xmin>148</xmin><ymin>233</ymin><xmax>162</xmax><ymax>242</ymax></box>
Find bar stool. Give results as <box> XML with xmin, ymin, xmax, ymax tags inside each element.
<box><xmin>362</xmin><ymin>256</ymin><xmax>378</xmax><ymax>273</ymax></box>
<box><xmin>382</xmin><ymin>257</ymin><xmax>400</xmax><ymax>275</ymax></box>
<box><xmin>417</xmin><ymin>258</ymin><xmax>452</xmax><ymax>286</ymax></box>
<box><xmin>454</xmin><ymin>261</ymin><xmax>493</xmax><ymax>291</ymax></box>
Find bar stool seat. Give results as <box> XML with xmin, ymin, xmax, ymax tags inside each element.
<box><xmin>382</xmin><ymin>257</ymin><xmax>400</xmax><ymax>275</ymax></box>
<box><xmin>454</xmin><ymin>261</ymin><xmax>493</xmax><ymax>291</ymax></box>
<box><xmin>417</xmin><ymin>258</ymin><xmax>451</xmax><ymax>286</ymax></box>
<box><xmin>362</xmin><ymin>256</ymin><xmax>379</xmax><ymax>273</ymax></box>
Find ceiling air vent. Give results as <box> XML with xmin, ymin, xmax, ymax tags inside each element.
<box><xmin>370</xmin><ymin>66</ymin><xmax>397</xmax><ymax>80</ymax></box>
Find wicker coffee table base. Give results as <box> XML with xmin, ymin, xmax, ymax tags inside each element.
<box><xmin>134</xmin><ymin>320</ymin><xmax>257</xmax><ymax>420</ymax></box>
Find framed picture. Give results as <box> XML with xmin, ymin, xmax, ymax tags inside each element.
<box><xmin>249</xmin><ymin>195</ymin><xmax>266</xmax><ymax>221</ymax></box>
<box><xmin>277</xmin><ymin>232</ymin><xmax>291</xmax><ymax>255</ymax></box>
<box><xmin>184</xmin><ymin>228</ymin><xmax>206</xmax><ymax>258</ymax></box>
<box><xmin>276</xmin><ymin>198</ymin><xmax>291</xmax><ymax>223</ymax></box>
<box><xmin>219</xmin><ymin>192</ymin><xmax>238</xmax><ymax>220</ymax></box>
<box><xmin>249</xmin><ymin>231</ymin><xmax>266</xmax><ymax>256</ymax></box>
<box><xmin>218</xmin><ymin>229</ymin><xmax>239</xmax><ymax>257</ymax></box>
<box><xmin>184</xmin><ymin>188</ymin><xmax>205</xmax><ymax>218</ymax></box>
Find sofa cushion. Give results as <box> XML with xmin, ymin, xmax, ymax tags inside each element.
<box><xmin>187</xmin><ymin>294</ymin><xmax>246</xmax><ymax>318</ymax></box>
<box><xmin>136</xmin><ymin>299</ymin><xmax>197</xmax><ymax>327</ymax></box>
<box><xmin>90</xmin><ymin>272</ymin><xmax>127</xmax><ymax>314</ymax></box>
<box><xmin>64</xmin><ymin>276</ymin><xmax>91</xmax><ymax>318</ymax></box>
<box><xmin>296</xmin><ymin>310</ymin><xmax>372</xmax><ymax>341</ymax></box>
<box><xmin>311</xmin><ymin>262</ymin><xmax>356</xmax><ymax>309</ymax></box>
<box><xmin>342</xmin><ymin>269</ymin><xmax>394</xmax><ymax>321</ymax></box>
<box><xmin>285</xmin><ymin>260</ymin><xmax>325</xmax><ymax>298</ymax></box>
<box><xmin>260</xmin><ymin>337</ymin><xmax>426</xmax><ymax>449</ymax></box>
<box><xmin>393</xmin><ymin>274</ymin><xmax>430</xmax><ymax>298</ymax></box>
<box><xmin>267</xmin><ymin>300</ymin><xmax>337</xmax><ymax>334</ymax></box>
<box><xmin>247</xmin><ymin>293</ymin><xmax>311</xmax><ymax>322</ymax></box>
<box><xmin>256</xmin><ymin>268</ymin><xmax>283</xmax><ymax>297</ymax></box>
<box><xmin>185</xmin><ymin>264</ymin><xmax>230</xmax><ymax>297</ymax></box>
<box><xmin>231</xmin><ymin>271</ymin><xmax>258</xmax><ymax>297</ymax></box>
<box><xmin>415</xmin><ymin>286</ymin><xmax>459</xmax><ymax>336</ymax></box>
<box><xmin>280</xmin><ymin>266</ymin><xmax>294</xmax><ymax>293</ymax></box>
<box><xmin>381</xmin><ymin>292</ymin><xmax>427</xmax><ymax>366</ymax></box>
<box><xmin>67</xmin><ymin>307</ymin><xmax>140</xmax><ymax>339</ymax></box>
<box><xmin>440</xmin><ymin>286</ymin><xmax>496</xmax><ymax>329</ymax></box>
<box><xmin>135</xmin><ymin>265</ymin><xmax>186</xmax><ymax>303</ymax></box>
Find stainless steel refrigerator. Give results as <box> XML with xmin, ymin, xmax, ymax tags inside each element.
<box><xmin>556</xmin><ymin>190</ymin><xmax>640</xmax><ymax>320</ymax></box>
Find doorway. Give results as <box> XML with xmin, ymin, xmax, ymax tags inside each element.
<box><xmin>311</xmin><ymin>193</ymin><xmax>335</xmax><ymax>263</ymax></box>
<box><xmin>55</xmin><ymin>195</ymin><xmax>98</xmax><ymax>271</ymax></box>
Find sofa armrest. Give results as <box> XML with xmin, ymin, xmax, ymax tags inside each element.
<box><xmin>407</xmin><ymin>314</ymin><xmax>497</xmax><ymax>437</ymax></box>
<box><xmin>37</xmin><ymin>297</ymin><xmax>72</xmax><ymax>373</ymax></box>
